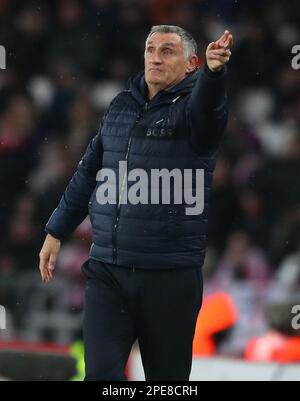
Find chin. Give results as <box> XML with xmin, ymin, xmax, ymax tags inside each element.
<box><xmin>146</xmin><ymin>76</ymin><xmax>162</xmax><ymax>85</ymax></box>
<box><xmin>148</xmin><ymin>79</ymin><xmax>162</xmax><ymax>85</ymax></box>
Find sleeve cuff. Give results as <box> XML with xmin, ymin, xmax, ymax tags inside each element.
<box><xmin>204</xmin><ymin>62</ymin><xmax>227</xmax><ymax>79</ymax></box>
<box><xmin>44</xmin><ymin>207</ymin><xmax>76</xmax><ymax>241</ymax></box>
<box><xmin>44</xmin><ymin>227</ymin><xmax>66</xmax><ymax>241</ymax></box>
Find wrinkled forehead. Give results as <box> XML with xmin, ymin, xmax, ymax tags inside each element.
<box><xmin>145</xmin><ymin>32</ymin><xmax>183</xmax><ymax>49</ymax></box>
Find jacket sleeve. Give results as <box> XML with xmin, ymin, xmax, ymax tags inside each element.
<box><xmin>186</xmin><ymin>63</ymin><xmax>228</xmax><ymax>156</ymax></box>
<box><xmin>45</xmin><ymin>123</ymin><xmax>104</xmax><ymax>240</ymax></box>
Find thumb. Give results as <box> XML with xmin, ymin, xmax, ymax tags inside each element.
<box><xmin>207</xmin><ymin>42</ymin><xmax>217</xmax><ymax>51</ymax></box>
<box><xmin>48</xmin><ymin>253</ymin><xmax>57</xmax><ymax>271</ymax></box>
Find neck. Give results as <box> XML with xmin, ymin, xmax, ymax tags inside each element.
<box><xmin>147</xmin><ymin>83</ymin><xmax>164</xmax><ymax>100</ymax></box>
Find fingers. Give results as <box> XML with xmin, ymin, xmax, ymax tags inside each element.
<box><xmin>207</xmin><ymin>42</ymin><xmax>218</xmax><ymax>51</ymax></box>
<box><xmin>39</xmin><ymin>253</ymin><xmax>48</xmax><ymax>282</ymax></box>
<box><xmin>44</xmin><ymin>269</ymin><xmax>52</xmax><ymax>282</ymax></box>
<box><xmin>39</xmin><ymin>252</ymin><xmax>54</xmax><ymax>283</ymax></box>
<box><xmin>46</xmin><ymin>253</ymin><xmax>56</xmax><ymax>281</ymax></box>
<box><xmin>206</xmin><ymin>30</ymin><xmax>232</xmax><ymax>72</ymax></box>
<box><xmin>207</xmin><ymin>48</ymin><xmax>231</xmax><ymax>67</ymax></box>
<box><xmin>224</xmin><ymin>32</ymin><xmax>233</xmax><ymax>49</ymax></box>
<box><xmin>48</xmin><ymin>253</ymin><xmax>56</xmax><ymax>272</ymax></box>
<box><xmin>227</xmin><ymin>34</ymin><xmax>233</xmax><ymax>49</ymax></box>
<box><xmin>209</xmin><ymin>55</ymin><xmax>230</xmax><ymax>65</ymax></box>
<box><xmin>209</xmin><ymin>48</ymin><xmax>231</xmax><ymax>57</ymax></box>
<box><xmin>216</xmin><ymin>30</ymin><xmax>228</xmax><ymax>47</ymax></box>
<box><xmin>207</xmin><ymin>42</ymin><xmax>232</xmax><ymax>57</ymax></box>
<box><xmin>38</xmin><ymin>235</ymin><xmax>61</xmax><ymax>283</ymax></box>
<box><xmin>215</xmin><ymin>30</ymin><xmax>233</xmax><ymax>50</ymax></box>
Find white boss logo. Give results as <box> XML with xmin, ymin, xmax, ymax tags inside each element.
<box><xmin>0</xmin><ymin>305</ymin><xmax>6</xmax><ymax>330</ymax></box>
<box><xmin>0</xmin><ymin>45</ymin><xmax>6</xmax><ymax>70</ymax></box>
<box><xmin>291</xmin><ymin>305</ymin><xmax>300</xmax><ymax>330</ymax></box>
<box><xmin>291</xmin><ymin>45</ymin><xmax>300</xmax><ymax>70</ymax></box>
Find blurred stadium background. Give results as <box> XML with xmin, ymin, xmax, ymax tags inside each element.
<box><xmin>0</xmin><ymin>0</ymin><xmax>300</xmax><ymax>380</ymax></box>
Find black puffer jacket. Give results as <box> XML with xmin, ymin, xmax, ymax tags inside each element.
<box><xmin>46</xmin><ymin>64</ymin><xmax>228</xmax><ymax>269</ymax></box>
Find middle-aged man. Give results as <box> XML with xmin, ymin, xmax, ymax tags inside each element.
<box><xmin>39</xmin><ymin>25</ymin><xmax>233</xmax><ymax>381</ymax></box>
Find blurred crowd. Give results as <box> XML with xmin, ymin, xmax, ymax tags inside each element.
<box><xmin>0</xmin><ymin>0</ymin><xmax>300</xmax><ymax>358</ymax></box>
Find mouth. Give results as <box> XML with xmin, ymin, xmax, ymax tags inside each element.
<box><xmin>149</xmin><ymin>68</ymin><xmax>163</xmax><ymax>73</ymax></box>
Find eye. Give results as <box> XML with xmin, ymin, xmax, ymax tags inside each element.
<box><xmin>163</xmin><ymin>48</ymin><xmax>173</xmax><ymax>55</ymax></box>
<box><xmin>146</xmin><ymin>47</ymin><xmax>154</xmax><ymax>53</ymax></box>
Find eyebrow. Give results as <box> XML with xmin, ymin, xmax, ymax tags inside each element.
<box><xmin>146</xmin><ymin>41</ymin><xmax>177</xmax><ymax>47</ymax></box>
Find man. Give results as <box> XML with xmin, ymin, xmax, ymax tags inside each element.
<box><xmin>39</xmin><ymin>25</ymin><xmax>233</xmax><ymax>381</ymax></box>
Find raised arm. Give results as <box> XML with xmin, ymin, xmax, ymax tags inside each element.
<box><xmin>187</xmin><ymin>31</ymin><xmax>233</xmax><ymax>155</ymax></box>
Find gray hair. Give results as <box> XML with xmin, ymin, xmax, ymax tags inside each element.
<box><xmin>146</xmin><ymin>25</ymin><xmax>197</xmax><ymax>60</ymax></box>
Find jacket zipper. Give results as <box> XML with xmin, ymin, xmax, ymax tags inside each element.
<box><xmin>112</xmin><ymin>102</ymin><xmax>148</xmax><ymax>264</ymax></box>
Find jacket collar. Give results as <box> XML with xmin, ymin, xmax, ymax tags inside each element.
<box><xmin>126</xmin><ymin>68</ymin><xmax>200</xmax><ymax>108</ymax></box>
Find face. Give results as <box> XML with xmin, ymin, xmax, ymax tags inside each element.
<box><xmin>144</xmin><ymin>32</ymin><xmax>197</xmax><ymax>89</ymax></box>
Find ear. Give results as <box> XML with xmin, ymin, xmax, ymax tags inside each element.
<box><xmin>186</xmin><ymin>55</ymin><xmax>198</xmax><ymax>73</ymax></box>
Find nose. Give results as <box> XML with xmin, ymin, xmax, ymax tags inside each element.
<box><xmin>151</xmin><ymin>51</ymin><xmax>162</xmax><ymax>65</ymax></box>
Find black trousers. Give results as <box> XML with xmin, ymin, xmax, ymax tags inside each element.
<box><xmin>82</xmin><ymin>259</ymin><xmax>203</xmax><ymax>381</ymax></box>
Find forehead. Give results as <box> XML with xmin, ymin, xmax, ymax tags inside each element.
<box><xmin>146</xmin><ymin>32</ymin><xmax>183</xmax><ymax>48</ymax></box>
